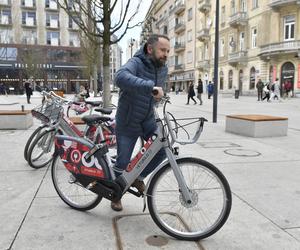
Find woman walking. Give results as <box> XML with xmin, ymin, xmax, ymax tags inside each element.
<box><xmin>197</xmin><ymin>79</ymin><xmax>203</xmax><ymax>105</ymax></box>
<box><xmin>186</xmin><ymin>81</ymin><xmax>197</xmax><ymax>105</ymax></box>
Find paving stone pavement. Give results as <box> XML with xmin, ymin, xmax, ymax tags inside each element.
<box><xmin>0</xmin><ymin>92</ymin><xmax>300</xmax><ymax>250</ymax></box>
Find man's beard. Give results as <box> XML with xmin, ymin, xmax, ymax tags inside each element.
<box><xmin>151</xmin><ymin>52</ymin><xmax>166</xmax><ymax>67</ymax></box>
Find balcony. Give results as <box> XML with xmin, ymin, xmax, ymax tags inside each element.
<box><xmin>270</xmin><ymin>0</ymin><xmax>300</xmax><ymax>10</ymax></box>
<box><xmin>229</xmin><ymin>12</ymin><xmax>248</xmax><ymax>28</ymax></box>
<box><xmin>197</xmin><ymin>28</ymin><xmax>210</xmax><ymax>42</ymax></box>
<box><xmin>174</xmin><ymin>64</ymin><xmax>185</xmax><ymax>72</ymax></box>
<box><xmin>0</xmin><ymin>0</ymin><xmax>11</xmax><ymax>7</ymax></box>
<box><xmin>174</xmin><ymin>42</ymin><xmax>186</xmax><ymax>52</ymax></box>
<box><xmin>198</xmin><ymin>0</ymin><xmax>211</xmax><ymax>13</ymax></box>
<box><xmin>174</xmin><ymin>1</ymin><xmax>186</xmax><ymax>15</ymax></box>
<box><xmin>21</xmin><ymin>0</ymin><xmax>36</xmax><ymax>9</ymax></box>
<box><xmin>228</xmin><ymin>51</ymin><xmax>248</xmax><ymax>66</ymax></box>
<box><xmin>197</xmin><ymin>60</ymin><xmax>210</xmax><ymax>71</ymax></box>
<box><xmin>174</xmin><ymin>22</ymin><xmax>186</xmax><ymax>34</ymax></box>
<box><xmin>259</xmin><ymin>40</ymin><xmax>300</xmax><ymax>59</ymax></box>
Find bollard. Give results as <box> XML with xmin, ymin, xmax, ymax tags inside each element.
<box><xmin>21</xmin><ymin>105</ymin><xmax>24</xmax><ymax>112</ymax></box>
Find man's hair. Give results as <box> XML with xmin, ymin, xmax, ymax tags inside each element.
<box><xmin>144</xmin><ymin>34</ymin><xmax>169</xmax><ymax>53</ymax></box>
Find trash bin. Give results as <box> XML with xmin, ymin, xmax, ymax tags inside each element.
<box><xmin>234</xmin><ymin>90</ymin><xmax>239</xmax><ymax>99</ymax></box>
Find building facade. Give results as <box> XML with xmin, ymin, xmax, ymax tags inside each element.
<box><xmin>142</xmin><ymin>0</ymin><xmax>300</xmax><ymax>96</ymax></box>
<box><xmin>0</xmin><ymin>0</ymin><xmax>122</xmax><ymax>94</ymax></box>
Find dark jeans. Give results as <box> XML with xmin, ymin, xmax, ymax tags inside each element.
<box><xmin>115</xmin><ymin>132</ymin><xmax>166</xmax><ymax>180</ymax></box>
<box><xmin>26</xmin><ymin>94</ymin><xmax>31</xmax><ymax>104</ymax></box>
<box><xmin>257</xmin><ymin>90</ymin><xmax>263</xmax><ymax>100</ymax></box>
<box><xmin>187</xmin><ymin>96</ymin><xmax>197</xmax><ymax>104</ymax></box>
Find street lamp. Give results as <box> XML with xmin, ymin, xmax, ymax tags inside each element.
<box><xmin>129</xmin><ymin>38</ymin><xmax>135</xmax><ymax>58</ymax></box>
<box><xmin>213</xmin><ymin>0</ymin><xmax>219</xmax><ymax>123</ymax></box>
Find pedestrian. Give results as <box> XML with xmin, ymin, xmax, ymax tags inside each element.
<box><xmin>270</xmin><ymin>78</ymin><xmax>281</xmax><ymax>102</ymax></box>
<box><xmin>112</xmin><ymin>34</ymin><xmax>169</xmax><ymax>211</ymax></box>
<box><xmin>186</xmin><ymin>81</ymin><xmax>197</xmax><ymax>105</ymax></box>
<box><xmin>256</xmin><ymin>78</ymin><xmax>264</xmax><ymax>101</ymax></box>
<box><xmin>262</xmin><ymin>82</ymin><xmax>270</xmax><ymax>102</ymax></box>
<box><xmin>207</xmin><ymin>81</ymin><xmax>214</xmax><ymax>99</ymax></box>
<box><xmin>24</xmin><ymin>79</ymin><xmax>33</xmax><ymax>104</ymax></box>
<box><xmin>75</xmin><ymin>85</ymin><xmax>87</xmax><ymax>101</ymax></box>
<box><xmin>197</xmin><ymin>78</ymin><xmax>203</xmax><ymax>105</ymax></box>
<box><xmin>283</xmin><ymin>80</ymin><xmax>292</xmax><ymax>99</ymax></box>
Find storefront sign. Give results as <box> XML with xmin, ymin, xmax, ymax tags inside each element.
<box><xmin>14</xmin><ymin>63</ymin><xmax>53</xmax><ymax>69</ymax></box>
<box><xmin>298</xmin><ymin>64</ymin><xmax>300</xmax><ymax>88</ymax></box>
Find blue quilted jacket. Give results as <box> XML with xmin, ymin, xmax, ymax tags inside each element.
<box><xmin>114</xmin><ymin>46</ymin><xmax>168</xmax><ymax>137</ymax></box>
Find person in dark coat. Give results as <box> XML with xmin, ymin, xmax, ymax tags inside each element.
<box><xmin>207</xmin><ymin>81</ymin><xmax>214</xmax><ymax>99</ymax></box>
<box><xmin>24</xmin><ymin>80</ymin><xmax>33</xmax><ymax>104</ymax></box>
<box><xmin>113</xmin><ymin>34</ymin><xmax>170</xmax><ymax>211</ymax></box>
<box><xmin>186</xmin><ymin>81</ymin><xmax>197</xmax><ymax>105</ymax></box>
<box><xmin>256</xmin><ymin>78</ymin><xmax>264</xmax><ymax>101</ymax></box>
<box><xmin>197</xmin><ymin>78</ymin><xmax>203</xmax><ymax>105</ymax></box>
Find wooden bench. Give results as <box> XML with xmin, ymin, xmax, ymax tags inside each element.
<box><xmin>0</xmin><ymin>110</ymin><xmax>33</xmax><ymax>129</ymax></box>
<box><xmin>68</xmin><ymin>116</ymin><xmax>85</xmax><ymax>125</ymax></box>
<box><xmin>225</xmin><ymin>114</ymin><xmax>288</xmax><ymax>137</ymax></box>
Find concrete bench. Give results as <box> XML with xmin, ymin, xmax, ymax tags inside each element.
<box><xmin>0</xmin><ymin>110</ymin><xmax>33</xmax><ymax>130</ymax></box>
<box><xmin>225</xmin><ymin>114</ymin><xmax>288</xmax><ymax>137</ymax></box>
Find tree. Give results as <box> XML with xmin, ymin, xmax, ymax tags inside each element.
<box><xmin>58</xmin><ymin>0</ymin><xmax>143</xmax><ymax>107</ymax></box>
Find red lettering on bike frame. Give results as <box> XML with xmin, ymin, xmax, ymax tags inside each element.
<box><xmin>63</xmin><ymin>115</ymin><xmax>83</xmax><ymax>136</ymax></box>
<box><xmin>125</xmin><ymin>137</ymin><xmax>154</xmax><ymax>172</ymax></box>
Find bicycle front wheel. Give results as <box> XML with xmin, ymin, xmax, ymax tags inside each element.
<box><xmin>51</xmin><ymin>155</ymin><xmax>102</xmax><ymax>211</ymax></box>
<box><xmin>147</xmin><ymin>157</ymin><xmax>232</xmax><ymax>241</ymax></box>
<box><xmin>27</xmin><ymin>129</ymin><xmax>57</xmax><ymax>169</ymax></box>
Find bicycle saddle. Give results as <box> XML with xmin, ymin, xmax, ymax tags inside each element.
<box><xmin>94</xmin><ymin>107</ymin><xmax>113</xmax><ymax>115</ymax></box>
<box><xmin>85</xmin><ymin>100</ymin><xmax>103</xmax><ymax>107</ymax></box>
<box><xmin>81</xmin><ymin>114</ymin><xmax>111</xmax><ymax>125</ymax></box>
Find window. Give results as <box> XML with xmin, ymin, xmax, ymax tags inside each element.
<box><xmin>21</xmin><ymin>0</ymin><xmax>36</xmax><ymax>7</ymax></box>
<box><xmin>239</xmin><ymin>32</ymin><xmax>245</xmax><ymax>51</ymax></box>
<box><xmin>22</xmin><ymin>30</ymin><xmax>37</xmax><ymax>44</ymax></box>
<box><xmin>241</xmin><ymin>0</ymin><xmax>247</xmax><ymax>12</ymax></box>
<box><xmin>0</xmin><ymin>9</ymin><xmax>11</xmax><ymax>25</ymax></box>
<box><xmin>69</xmin><ymin>16</ymin><xmax>79</xmax><ymax>29</ymax></box>
<box><xmin>250</xmin><ymin>67</ymin><xmax>256</xmax><ymax>89</ymax></box>
<box><xmin>169</xmin><ymin>18</ymin><xmax>175</xmax><ymax>29</ymax></box>
<box><xmin>187</xmin><ymin>30</ymin><xmax>192</xmax><ymax>42</ymax></box>
<box><xmin>45</xmin><ymin>0</ymin><xmax>58</xmax><ymax>9</ymax></box>
<box><xmin>0</xmin><ymin>47</ymin><xmax>17</xmax><ymax>61</ymax></box>
<box><xmin>220</xmin><ymin>38</ymin><xmax>225</xmax><ymax>57</ymax></box>
<box><xmin>46</xmin><ymin>13</ymin><xmax>59</xmax><ymax>28</ymax></box>
<box><xmin>229</xmin><ymin>35</ymin><xmax>235</xmax><ymax>53</ymax></box>
<box><xmin>284</xmin><ymin>16</ymin><xmax>295</xmax><ymax>41</ymax></box>
<box><xmin>188</xmin><ymin>8</ymin><xmax>193</xmax><ymax>21</ymax></box>
<box><xmin>187</xmin><ymin>51</ymin><xmax>193</xmax><ymax>63</ymax></box>
<box><xmin>252</xmin><ymin>0</ymin><xmax>258</xmax><ymax>9</ymax></box>
<box><xmin>22</xmin><ymin>12</ymin><xmax>36</xmax><ymax>26</ymax></box>
<box><xmin>69</xmin><ymin>32</ymin><xmax>80</xmax><ymax>47</ymax></box>
<box><xmin>47</xmin><ymin>31</ymin><xmax>59</xmax><ymax>45</ymax></box>
<box><xmin>221</xmin><ymin>6</ymin><xmax>226</xmax><ymax>24</ymax></box>
<box><xmin>0</xmin><ymin>29</ymin><xmax>13</xmax><ymax>43</ymax></box>
<box><xmin>230</xmin><ymin>0</ymin><xmax>236</xmax><ymax>15</ymax></box>
<box><xmin>228</xmin><ymin>70</ymin><xmax>233</xmax><ymax>89</ymax></box>
<box><xmin>251</xmin><ymin>27</ymin><xmax>257</xmax><ymax>48</ymax></box>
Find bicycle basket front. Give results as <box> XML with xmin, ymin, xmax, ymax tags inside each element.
<box><xmin>31</xmin><ymin>100</ymin><xmax>62</xmax><ymax>124</ymax></box>
<box><xmin>54</xmin><ymin>136</ymin><xmax>109</xmax><ymax>179</ymax></box>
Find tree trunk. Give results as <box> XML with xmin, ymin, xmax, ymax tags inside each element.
<box><xmin>93</xmin><ymin>64</ymin><xmax>98</xmax><ymax>97</ymax></box>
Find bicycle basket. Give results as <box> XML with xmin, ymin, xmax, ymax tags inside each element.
<box><xmin>164</xmin><ymin>112</ymin><xmax>207</xmax><ymax>145</ymax></box>
<box><xmin>31</xmin><ymin>100</ymin><xmax>63</xmax><ymax>124</ymax></box>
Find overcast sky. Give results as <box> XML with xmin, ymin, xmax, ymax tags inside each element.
<box><xmin>112</xmin><ymin>0</ymin><xmax>152</xmax><ymax>65</ymax></box>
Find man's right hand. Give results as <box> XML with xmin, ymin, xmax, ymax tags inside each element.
<box><xmin>152</xmin><ymin>87</ymin><xmax>164</xmax><ymax>101</ymax></box>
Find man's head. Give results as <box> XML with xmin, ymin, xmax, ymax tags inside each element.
<box><xmin>145</xmin><ymin>34</ymin><xmax>170</xmax><ymax>67</ymax></box>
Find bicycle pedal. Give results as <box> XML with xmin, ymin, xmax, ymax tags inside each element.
<box><xmin>86</xmin><ymin>181</ymin><xmax>97</xmax><ymax>190</ymax></box>
<box><xmin>68</xmin><ymin>175</ymin><xmax>76</xmax><ymax>184</ymax></box>
<box><xmin>127</xmin><ymin>188</ymin><xmax>143</xmax><ymax>197</ymax></box>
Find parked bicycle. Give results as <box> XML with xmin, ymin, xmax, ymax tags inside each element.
<box><xmin>51</xmin><ymin>94</ymin><xmax>232</xmax><ymax>241</ymax></box>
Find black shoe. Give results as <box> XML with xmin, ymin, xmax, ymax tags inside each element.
<box><xmin>111</xmin><ymin>200</ymin><xmax>123</xmax><ymax>211</ymax></box>
<box><xmin>185</xmin><ymin>103</ymin><xmax>189</xmax><ymax>105</ymax></box>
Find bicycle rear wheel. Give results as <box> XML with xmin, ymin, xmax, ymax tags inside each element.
<box><xmin>147</xmin><ymin>157</ymin><xmax>232</xmax><ymax>241</ymax></box>
<box><xmin>27</xmin><ymin>129</ymin><xmax>58</xmax><ymax>169</ymax></box>
<box><xmin>24</xmin><ymin>124</ymin><xmax>48</xmax><ymax>161</ymax></box>
<box><xmin>51</xmin><ymin>155</ymin><xmax>102</xmax><ymax>211</ymax></box>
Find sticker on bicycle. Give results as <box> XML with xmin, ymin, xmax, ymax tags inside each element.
<box><xmin>55</xmin><ymin>138</ymin><xmax>105</xmax><ymax>178</ymax></box>
<box><xmin>125</xmin><ymin>135</ymin><xmax>156</xmax><ymax>172</ymax></box>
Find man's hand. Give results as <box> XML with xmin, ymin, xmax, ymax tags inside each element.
<box><xmin>152</xmin><ymin>87</ymin><xmax>164</xmax><ymax>101</ymax></box>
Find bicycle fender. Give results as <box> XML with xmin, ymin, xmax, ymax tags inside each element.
<box><xmin>142</xmin><ymin>155</ymin><xmax>192</xmax><ymax>212</ymax></box>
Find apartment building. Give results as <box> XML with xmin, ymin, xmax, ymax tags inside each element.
<box><xmin>0</xmin><ymin>0</ymin><xmax>122</xmax><ymax>94</ymax></box>
<box><xmin>143</xmin><ymin>0</ymin><xmax>300</xmax><ymax>96</ymax></box>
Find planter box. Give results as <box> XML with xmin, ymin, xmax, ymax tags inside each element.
<box><xmin>0</xmin><ymin>110</ymin><xmax>33</xmax><ymax>130</ymax></box>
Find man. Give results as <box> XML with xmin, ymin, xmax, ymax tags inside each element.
<box><xmin>113</xmin><ymin>34</ymin><xmax>170</xmax><ymax>211</ymax></box>
<box><xmin>207</xmin><ymin>81</ymin><xmax>214</xmax><ymax>99</ymax></box>
<box><xmin>24</xmin><ymin>79</ymin><xmax>33</xmax><ymax>104</ymax></box>
<box><xmin>256</xmin><ymin>78</ymin><xmax>264</xmax><ymax>101</ymax></box>
<box><xmin>197</xmin><ymin>78</ymin><xmax>203</xmax><ymax>105</ymax></box>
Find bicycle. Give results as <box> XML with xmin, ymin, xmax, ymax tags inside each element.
<box><xmin>27</xmin><ymin>91</ymin><xmax>143</xmax><ymax>169</ymax></box>
<box><xmin>51</xmin><ymin>94</ymin><xmax>232</xmax><ymax>241</ymax></box>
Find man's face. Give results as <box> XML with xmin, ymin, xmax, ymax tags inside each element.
<box><xmin>149</xmin><ymin>37</ymin><xmax>170</xmax><ymax>67</ymax></box>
